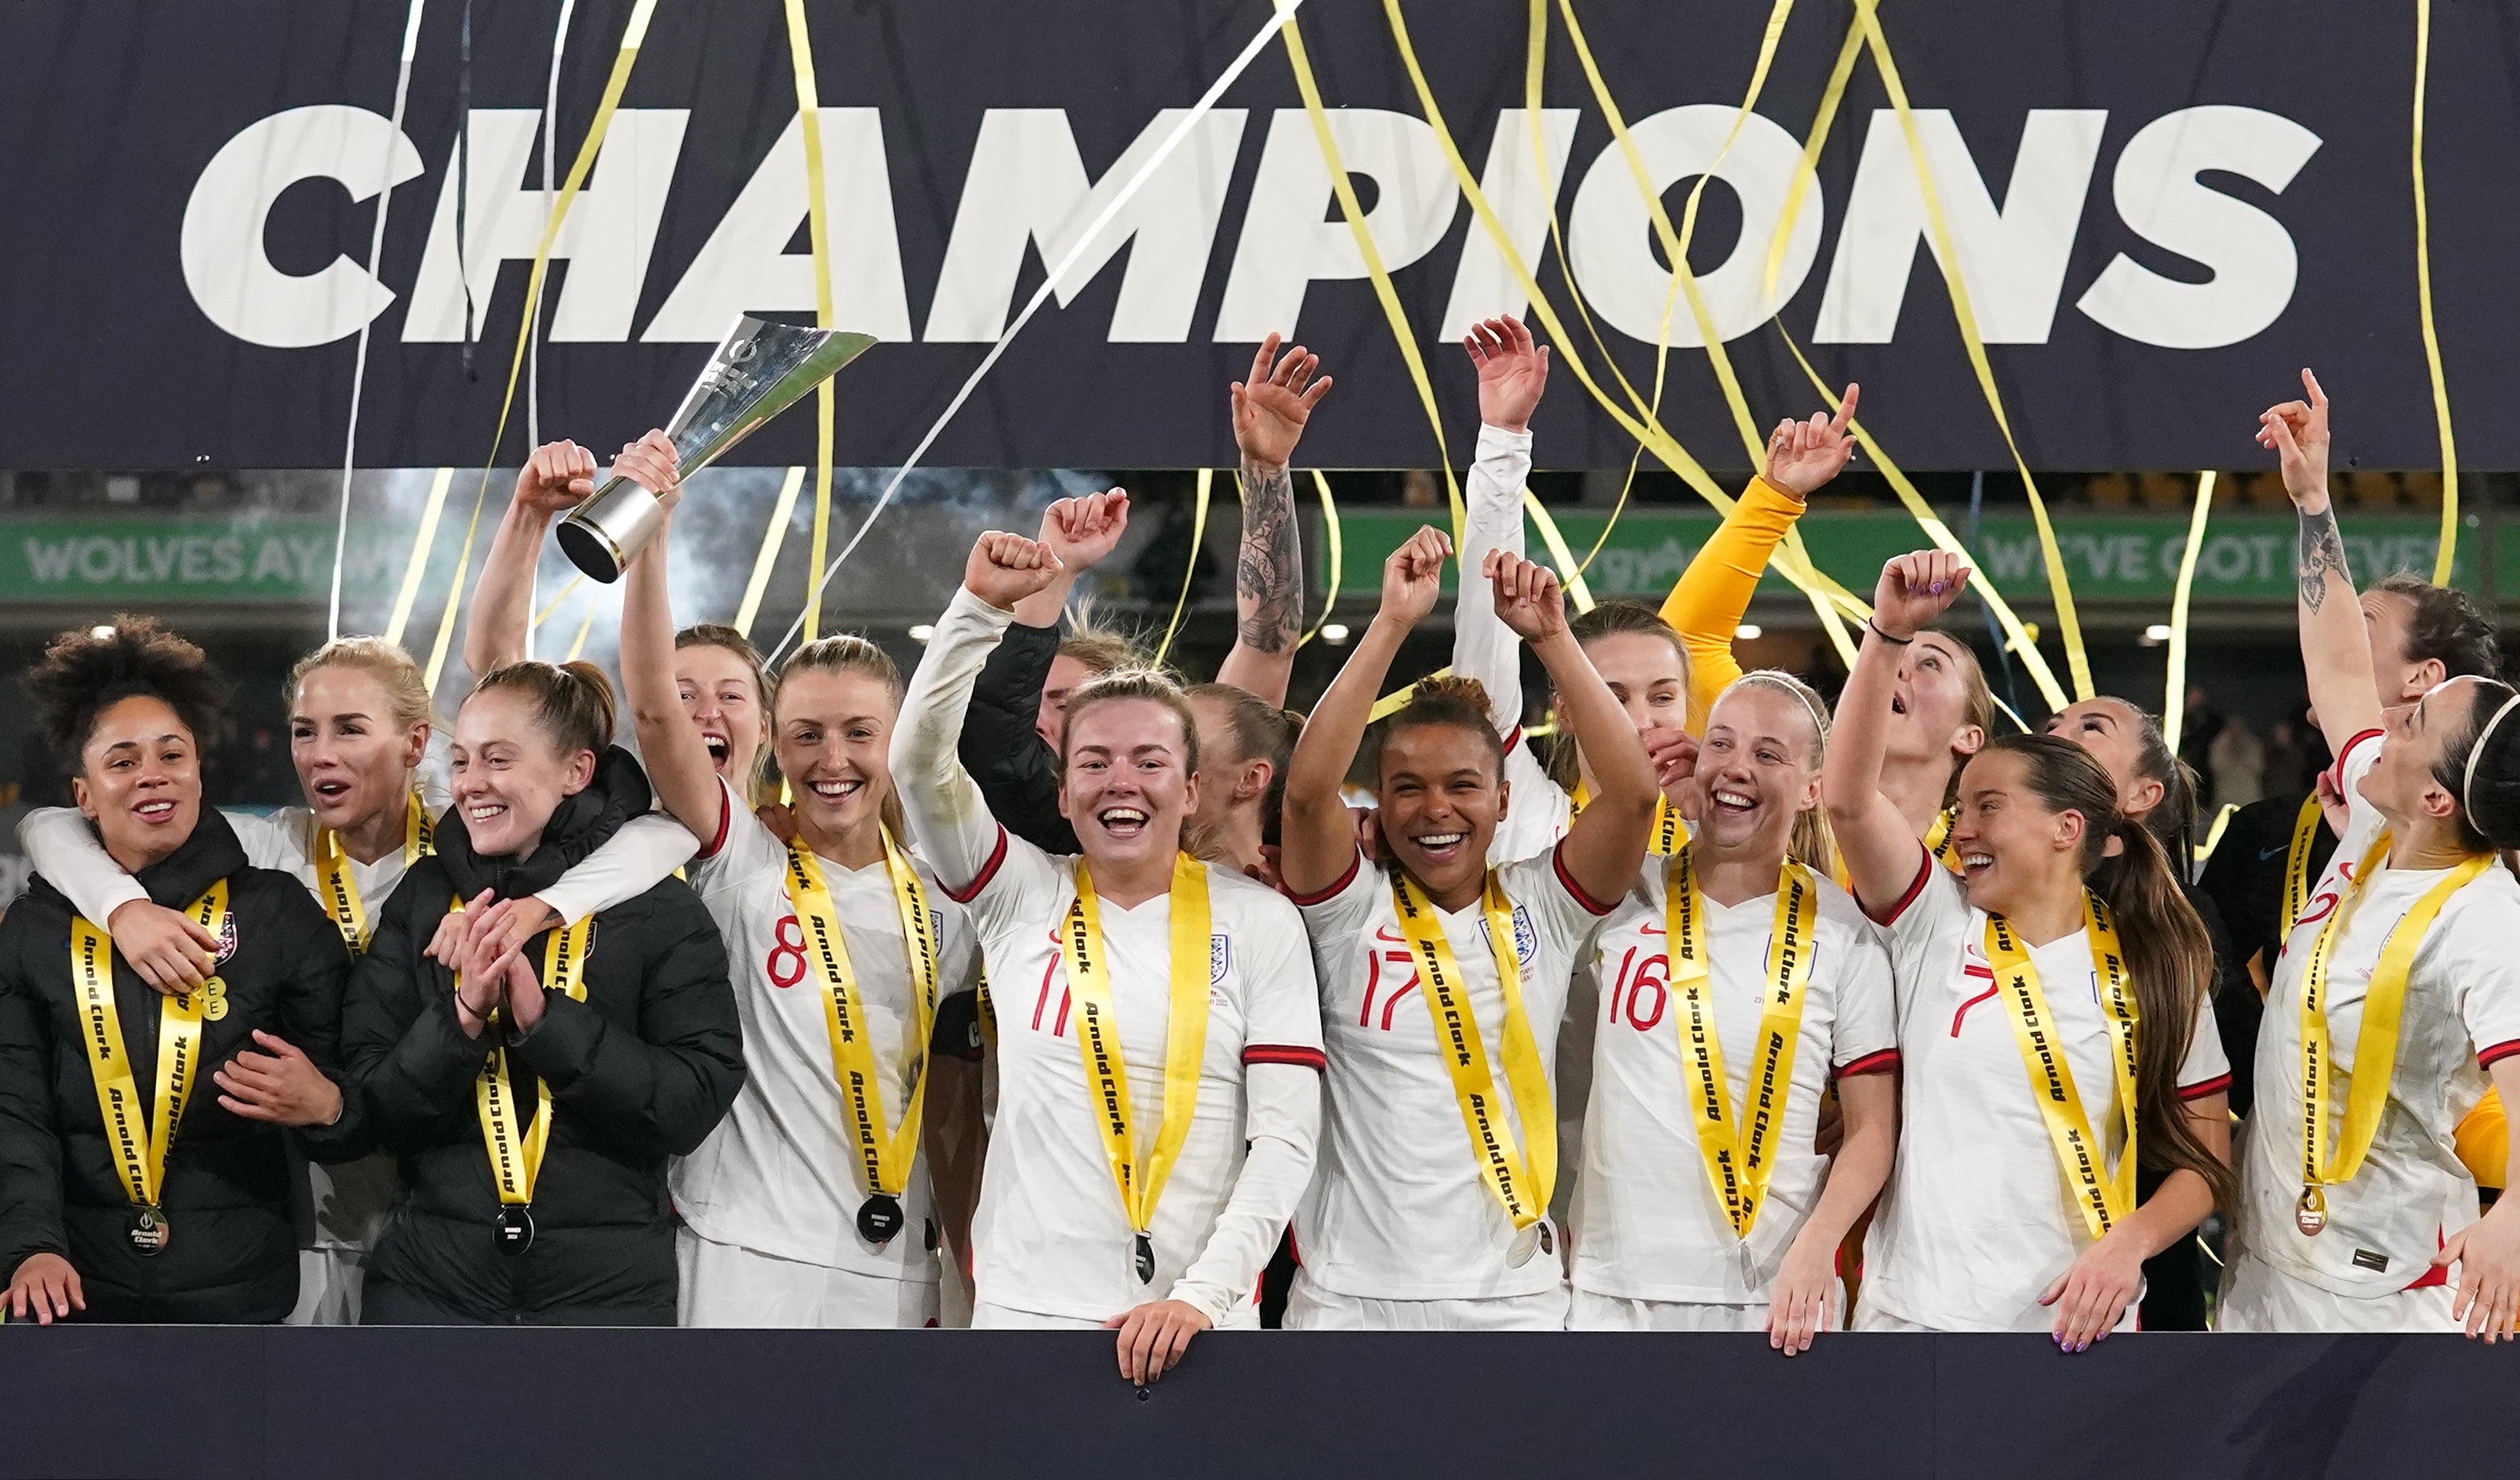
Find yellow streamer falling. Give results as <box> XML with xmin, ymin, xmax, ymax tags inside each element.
<box><xmin>384</xmin><ymin>467</ymin><xmax>455</xmax><ymax>648</ymax></box>
<box><xmin>2162</xmin><ymin>471</ymin><xmax>2217</xmax><ymax>756</ymax></box>
<box><xmin>532</xmin><ymin>573</ymin><xmax>585</xmax><ymax>628</ymax></box>
<box><xmin>1155</xmin><ymin>469</ymin><xmax>1214</xmax><ymax>665</ymax></box>
<box><xmin>1378</xmin><ymin>0</ymin><xmax>1868</xmax><ymax>669</ymax></box>
<box><xmin>734</xmin><ymin>467</ymin><xmax>808</xmax><ymax>639</ymax></box>
<box><xmin>1519</xmin><ymin>489</ymin><xmax>1597</xmax><ymax>613</ymax></box>
<box><xmin>783</xmin><ymin>0</ymin><xmax>839</xmax><ymax>643</ymax></box>
<box><xmin>567</xmin><ymin>586</ymin><xmax>602</xmax><ymax>662</ymax></box>
<box><xmin>1277</xmin><ymin>2</ymin><xmax>1463</xmax><ymax>549</ymax></box>
<box><xmin>2412</xmin><ymin>0</ymin><xmax>2460</xmax><ymax>584</ymax></box>
<box><xmin>421</xmin><ymin>0</ymin><xmax>660</xmax><ymax>695</ymax></box>
<box><xmin>1298</xmin><ymin>468</ymin><xmax>1344</xmax><ymax>648</ymax></box>
<box><xmin>1855</xmin><ymin>0</ymin><xmax>2090</xmax><ymax>701</ymax></box>
<box><xmin>1749</xmin><ymin>4</ymin><xmax>2066</xmax><ymax>710</ymax></box>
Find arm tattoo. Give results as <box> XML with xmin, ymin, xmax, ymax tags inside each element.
<box><xmin>2297</xmin><ymin>504</ymin><xmax>2349</xmax><ymax>614</ymax></box>
<box><xmin>1235</xmin><ymin>458</ymin><xmax>1302</xmax><ymax>653</ymax></box>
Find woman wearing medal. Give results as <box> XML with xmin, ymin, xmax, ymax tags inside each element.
<box><xmin>16</xmin><ymin>635</ymin><xmax>694</xmax><ymax>1325</ymax></box>
<box><xmin>1824</xmin><ymin>552</ymin><xmax>2234</xmax><ymax>1345</ymax></box>
<box><xmin>1276</xmin><ymin>532</ymin><xmax>1657</xmax><ymax>1330</ymax></box>
<box><xmin>1566</xmin><ymin>671</ymin><xmax>1900</xmax><ymax>1350</ymax></box>
<box><xmin>2218</xmin><ymin>372</ymin><xmax>2520</xmax><ymax>1338</ymax></box>
<box><xmin>341</xmin><ymin>660</ymin><xmax>743</xmax><ymax>1325</ymax></box>
<box><xmin>619</xmin><ymin>483</ymin><xmax>985</xmax><ymax>1328</ymax></box>
<box><xmin>1</xmin><ymin>619</ymin><xmax>364</xmax><ymax>1324</ymax></box>
<box><xmin>891</xmin><ymin>531</ymin><xmax>1323</xmax><ymax>1383</ymax></box>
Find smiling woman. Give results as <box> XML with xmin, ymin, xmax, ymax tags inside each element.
<box><xmin>0</xmin><ymin>617</ymin><xmax>364</xmax><ymax>1325</ymax></box>
<box><xmin>1276</xmin><ymin>531</ymin><xmax>1656</xmax><ymax>1331</ymax></box>
<box><xmin>886</xmin><ymin>529</ymin><xmax>1323</xmax><ymax>1383</ymax></box>
<box><xmin>339</xmin><ymin>658</ymin><xmax>743</xmax><ymax>1327</ymax></box>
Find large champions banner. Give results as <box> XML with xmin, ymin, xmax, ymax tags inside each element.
<box><xmin>0</xmin><ymin>0</ymin><xmax>2507</xmax><ymax>472</ymax></box>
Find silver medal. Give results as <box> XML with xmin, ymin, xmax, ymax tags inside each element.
<box><xmin>1508</xmin><ymin>1221</ymin><xmax>1543</xmax><ymax>1266</ymax></box>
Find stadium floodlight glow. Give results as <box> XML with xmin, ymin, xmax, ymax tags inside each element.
<box><xmin>1735</xmin><ymin>623</ymin><xmax>1762</xmax><ymax>640</ymax></box>
<box><xmin>1321</xmin><ymin>623</ymin><xmax>1350</xmax><ymax>644</ymax></box>
<box><xmin>2143</xmin><ymin>623</ymin><xmax>2173</xmax><ymax>644</ymax></box>
<box><xmin>908</xmin><ymin>624</ymin><xmax>936</xmax><ymax>643</ymax></box>
<box><xmin>90</xmin><ymin>625</ymin><xmax>115</xmax><ymax>639</ymax></box>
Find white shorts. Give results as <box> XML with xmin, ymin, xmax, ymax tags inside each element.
<box><xmin>675</xmin><ymin>1228</ymin><xmax>940</xmax><ymax>1329</ymax></box>
<box><xmin>2217</xmin><ymin>1252</ymin><xmax>2459</xmax><ymax>1334</ymax></box>
<box><xmin>1568</xmin><ymin>1286</ymin><xmax>1840</xmax><ymax>1333</ymax></box>
<box><xmin>1283</xmin><ymin>1268</ymin><xmax>1567</xmax><ymax>1331</ymax></box>
<box><xmin>288</xmin><ymin>1247</ymin><xmax>368</xmax><ymax>1326</ymax></box>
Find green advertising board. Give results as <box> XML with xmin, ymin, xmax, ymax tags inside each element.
<box><xmin>2</xmin><ymin>516</ymin><xmax>413</xmax><ymax>603</ymax></box>
<box><xmin>1326</xmin><ymin>508</ymin><xmax>2476</xmax><ymax>605</ymax></box>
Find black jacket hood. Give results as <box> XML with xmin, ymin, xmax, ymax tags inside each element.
<box><xmin>434</xmin><ymin>745</ymin><xmax>653</xmax><ymax>901</ymax></box>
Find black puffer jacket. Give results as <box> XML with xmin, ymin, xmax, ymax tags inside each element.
<box><xmin>0</xmin><ymin>810</ymin><xmax>358</xmax><ymax>1322</ymax></box>
<box><xmin>343</xmin><ymin>748</ymin><xmax>742</xmax><ymax>1326</ymax></box>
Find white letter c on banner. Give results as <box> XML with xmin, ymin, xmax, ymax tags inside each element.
<box><xmin>1565</xmin><ymin>104</ymin><xmax>1823</xmax><ymax>347</ymax></box>
<box><xmin>182</xmin><ymin>105</ymin><xmax>425</xmax><ymax>349</ymax></box>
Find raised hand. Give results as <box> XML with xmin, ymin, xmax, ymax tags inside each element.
<box><xmin>1764</xmin><ymin>384</ymin><xmax>1860</xmax><ymax>499</ymax></box>
<box><xmin>516</xmin><ymin>440</ymin><xmax>599</xmax><ymax>516</ymax></box>
<box><xmin>963</xmin><ymin>531</ymin><xmax>1063</xmax><ymax>612</ymax></box>
<box><xmin>2257</xmin><ymin>368</ymin><xmax>2331</xmax><ymax>506</ymax></box>
<box><xmin>1377</xmin><ymin>525</ymin><xmax>1452</xmax><ymax>627</ymax></box>
<box><xmin>611</xmin><ymin>430</ymin><xmax>682</xmax><ymax>509</ymax></box>
<box><xmin>1232</xmin><ymin>332</ymin><xmax>1333</xmax><ymax>471</ymax></box>
<box><xmin>214</xmin><ymin>1030</ymin><xmax>343</xmax><ymax>1128</ymax></box>
<box><xmin>1036</xmin><ymin>487</ymin><xmax>1132</xmax><ymax>573</ymax></box>
<box><xmin>1485</xmin><ymin>549</ymin><xmax>1568</xmax><ymax>643</ymax></box>
<box><xmin>1871</xmin><ymin>551</ymin><xmax>1970</xmax><ymax>640</ymax></box>
<box><xmin>1464</xmin><ymin>315</ymin><xmax>1550</xmax><ymax>434</ymax></box>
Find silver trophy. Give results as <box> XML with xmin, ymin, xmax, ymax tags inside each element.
<box><xmin>555</xmin><ymin>315</ymin><xmax>878</xmax><ymax>582</ymax></box>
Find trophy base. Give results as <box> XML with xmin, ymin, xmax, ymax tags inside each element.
<box><xmin>557</xmin><ymin>475</ymin><xmax>667</xmax><ymax>584</ymax></box>
<box><xmin>555</xmin><ymin>519</ymin><xmax>628</xmax><ymax>583</ymax></box>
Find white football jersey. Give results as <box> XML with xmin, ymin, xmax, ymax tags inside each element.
<box><xmin>1863</xmin><ymin>854</ymin><xmax>2228</xmax><ymax>1330</ymax></box>
<box><xmin>1292</xmin><ymin>844</ymin><xmax>1614</xmax><ymax>1299</ymax></box>
<box><xmin>670</xmin><ymin>778</ymin><xmax>982</xmax><ymax>1282</ymax></box>
<box><xmin>950</xmin><ymin>825</ymin><xmax>1324</xmax><ymax>1324</ymax></box>
<box><xmin>2237</xmin><ymin>728</ymin><xmax>2520</xmax><ymax>1296</ymax></box>
<box><xmin>1568</xmin><ymin>865</ymin><xmax>1897</xmax><ymax>1304</ymax></box>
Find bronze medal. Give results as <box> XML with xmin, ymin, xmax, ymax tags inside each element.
<box><xmin>2296</xmin><ymin>1185</ymin><xmax>2329</xmax><ymax>1237</ymax></box>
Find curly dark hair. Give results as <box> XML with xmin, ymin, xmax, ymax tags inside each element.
<box><xmin>25</xmin><ymin>615</ymin><xmax>228</xmax><ymax>776</ymax></box>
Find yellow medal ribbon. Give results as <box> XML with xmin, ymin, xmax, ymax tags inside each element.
<box><xmin>468</xmin><ymin>903</ymin><xmax>594</xmax><ymax>1211</ymax></box>
<box><xmin>1925</xmin><ymin>807</ymin><xmax>1966</xmax><ymax>876</ymax></box>
<box><xmin>1063</xmin><ymin>854</ymin><xmax>1211</xmax><ymax>1275</ymax></box>
<box><xmin>781</xmin><ymin>830</ymin><xmax>942</xmax><ymax>1211</ymax></box>
<box><xmin>1664</xmin><ymin>847</ymin><xmax>1820</xmax><ymax>1244</ymax></box>
<box><xmin>2295</xmin><ymin>833</ymin><xmax>2490</xmax><ymax>1233</ymax></box>
<box><xmin>1571</xmin><ymin>779</ymin><xmax>1686</xmax><ymax>857</ymax></box>
<box><xmin>1983</xmin><ymin>894</ymin><xmax>2140</xmax><ymax>1241</ymax></box>
<box><xmin>315</xmin><ymin>792</ymin><xmax>434</xmax><ymax>956</ymax></box>
<box><xmin>1391</xmin><ymin>870</ymin><xmax>1556</xmax><ymax>1233</ymax></box>
<box><xmin>70</xmin><ymin>880</ymin><xmax>227</xmax><ymax>1237</ymax></box>
<box><xmin>2282</xmin><ymin>791</ymin><xmax>2325</xmax><ymax>935</ymax></box>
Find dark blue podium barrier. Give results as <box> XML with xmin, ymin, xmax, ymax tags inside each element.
<box><xmin>1</xmin><ymin>1328</ymin><xmax>2512</xmax><ymax>1478</ymax></box>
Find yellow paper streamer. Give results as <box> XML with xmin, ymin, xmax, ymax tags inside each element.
<box><xmin>384</xmin><ymin>466</ymin><xmax>455</xmax><ymax>648</ymax></box>
<box><xmin>783</xmin><ymin>0</ymin><xmax>839</xmax><ymax>643</ymax></box>
<box><xmin>734</xmin><ymin>467</ymin><xmax>808</xmax><ymax>639</ymax></box>
<box><xmin>1854</xmin><ymin>0</ymin><xmax>2091</xmax><ymax>701</ymax></box>
<box><xmin>2412</xmin><ymin>0</ymin><xmax>2460</xmax><ymax>584</ymax></box>
<box><xmin>2161</xmin><ymin>471</ymin><xmax>2217</xmax><ymax>755</ymax></box>
<box><xmin>1298</xmin><ymin>468</ymin><xmax>1344</xmax><ymax>648</ymax></box>
<box><xmin>1278</xmin><ymin>6</ymin><xmax>1464</xmax><ymax>552</ymax></box>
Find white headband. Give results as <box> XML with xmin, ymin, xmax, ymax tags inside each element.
<box><xmin>2461</xmin><ymin>691</ymin><xmax>2520</xmax><ymax>819</ymax></box>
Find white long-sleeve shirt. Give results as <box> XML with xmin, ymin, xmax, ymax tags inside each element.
<box><xmin>1453</xmin><ymin>422</ymin><xmax>1571</xmax><ymax>866</ymax></box>
<box><xmin>889</xmin><ymin>586</ymin><xmax>1322</xmax><ymax>1326</ymax></box>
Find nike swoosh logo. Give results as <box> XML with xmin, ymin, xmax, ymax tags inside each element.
<box><xmin>2259</xmin><ymin>845</ymin><xmax>2287</xmax><ymax>860</ymax></box>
